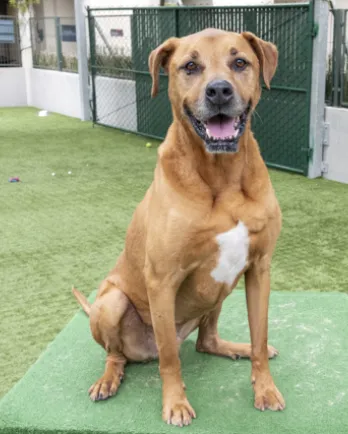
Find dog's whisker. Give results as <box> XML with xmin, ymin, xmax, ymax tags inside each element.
<box><xmin>252</xmin><ymin>109</ymin><xmax>263</xmax><ymax>123</ymax></box>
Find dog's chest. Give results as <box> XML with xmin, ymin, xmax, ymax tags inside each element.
<box><xmin>178</xmin><ymin>220</ymin><xmax>250</xmax><ymax>316</ymax></box>
<box><xmin>210</xmin><ymin>221</ymin><xmax>250</xmax><ymax>285</ymax></box>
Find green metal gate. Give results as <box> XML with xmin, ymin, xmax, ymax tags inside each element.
<box><xmin>88</xmin><ymin>3</ymin><xmax>315</xmax><ymax>174</ymax></box>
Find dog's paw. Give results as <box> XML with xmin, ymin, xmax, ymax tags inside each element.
<box><xmin>230</xmin><ymin>344</ymin><xmax>279</xmax><ymax>360</ymax></box>
<box><xmin>163</xmin><ymin>398</ymin><xmax>196</xmax><ymax>427</ymax></box>
<box><xmin>253</xmin><ymin>376</ymin><xmax>285</xmax><ymax>411</ymax></box>
<box><xmin>88</xmin><ymin>373</ymin><xmax>123</xmax><ymax>401</ymax></box>
<box><xmin>197</xmin><ymin>339</ymin><xmax>278</xmax><ymax>360</ymax></box>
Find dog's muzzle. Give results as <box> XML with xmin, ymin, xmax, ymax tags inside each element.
<box><xmin>185</xmin><ymin>104</ymin><xmax>251</xmax><ymax>153</ymax></box>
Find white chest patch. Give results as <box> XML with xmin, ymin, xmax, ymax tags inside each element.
<box><xmin>211</xmin><ymin>221</ymin><xmax>249</xmax><ymax>285</ymax></box>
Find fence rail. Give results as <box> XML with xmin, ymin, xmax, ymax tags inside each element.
<box><xmin>0</xmin><ymin>15</ymin><xmax>21</xmax><ymax>67</ymax></box>
<box><xmin>30</xmin><ymin>16</ymin><xmax>78</xmax><ymax>72</ymax></box>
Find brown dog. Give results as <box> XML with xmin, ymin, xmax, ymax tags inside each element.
<box><xmin>73</xmin><ymin>28</ymin><xmax>284</xmax><ymax>427</ymax></box>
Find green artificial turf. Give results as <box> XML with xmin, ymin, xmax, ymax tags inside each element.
<box><xmin>0</xmin><ymin>291</ymin><xmax>347</xmax><ymax>434</ymax></box>
<box><xmin>0</xmin><ymin>106</ymin><xmax>347</xmax><ymax>403</ymax></box>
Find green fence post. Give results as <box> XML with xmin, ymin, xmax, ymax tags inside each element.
<box><xmin>175</xmin><ymin>7</ymin><xmax>179</xmax><ymax>37</ymax></box>
<box><xmin>244</xmin><ymin>8</ymin><xmax>257</xmax><ymax>34</ymax></box>
<box><xmin>14</xmin><ymin>16</ymin><xmax>22</xmax><ymax>66</ymax></box>
<box><xmin>332</xmin><ymin>10</ymin><xmax>343</xmax><ymax>107</ymax></box>
<box><xmin>88</xmin><ymin>9</ymin><xmax>97</xmax><ymax>124</ymax></box>
<box><xmin>29</xmin><ymin>17</ymin><xmax>34</xmax><ymax>67</ymax></box>
<box><xmin>340</xmin><ymin>11</ymin><xmax>348</xmax><ymax>106</ymax></box>
<box><xmin>55</xmin><ymin>17</ymin><xmax>63</xmax><ymax>71</ymax></box>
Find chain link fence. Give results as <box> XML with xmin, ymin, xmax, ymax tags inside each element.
<box><xmin>0</xmin><ymin>15</ymin><xmax>21</xmax><ymax>67</ymax></box>
<box><xmin>89</xmin><ymin>4</ymin><xmax>314</xmax><ymax>174</ymax></box>
<box><xmin>88</xmin><ymin>10</ymin><xmax>136</xmax><ymax>131</ymax></box>
<box><xmin>30</xmin><ymin>17</ymin><xmax>78</xmax><ymax>72</ymax></box>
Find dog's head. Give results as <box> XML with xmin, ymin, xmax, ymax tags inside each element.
<box><xmin>149</xmin><ymin>29</ymin><xmax>278</xmax><ymax>153</ymax></box>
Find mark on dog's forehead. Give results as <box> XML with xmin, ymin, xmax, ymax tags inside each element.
<box><xmin>182</xmin><ymin>28</ymin><xmax>231</xmax><ymax>46</ymax></box>
<box><xmin>191</xmin><ymin>28</ymin><xmax>229</xmax><ymax>38</ymax></box>
<box><xmin>183</xmin><ymin>28</ymin><xmax>241</xmax><ymax>42</ymax></box>
<box><xmin>179</xmin><ymin>29</ymin><xmax>251</xmax><ymax>60</ymax></box>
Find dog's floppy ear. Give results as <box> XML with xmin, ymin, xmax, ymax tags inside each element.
<box><xmin>242</xmin><ymin>32</ymin><xmax>278</xmax><ymax>89</ymax></box>
<box><xmin>148</xmin><ymin>37</ymin><xmax>179</xmax><ymax>98</ymax></box>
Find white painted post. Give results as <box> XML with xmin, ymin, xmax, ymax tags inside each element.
<box><xmin>18</xmin><ymin>8</ymin><xmax>33</xmax><ymax>106</ymax></box>
<box><xmin>308</xmin><ymin>0</ymin><xmax>329</xmax><ymax>178</ymax></box>
<box><xmin>74</xmin><ymin>0</ymin><xmax>90</xmax><ymax>121</ymax></box>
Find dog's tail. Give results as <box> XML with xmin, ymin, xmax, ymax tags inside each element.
<box><xmin>72</xmin><ymin>286</ymin><xmax>91</xmax><ymax>316</ymax></box>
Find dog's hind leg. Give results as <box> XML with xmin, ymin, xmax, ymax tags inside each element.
<box><xmin>88</xmin><ymin>286</ymin><xmax>129</xmax><ymax>401</ymax></box>
<box><xmin>196</xmin><ymin>303</ymin><xmax>278</xmax><ymax>360</ymax></box>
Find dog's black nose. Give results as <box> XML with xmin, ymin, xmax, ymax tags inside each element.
<box><xmin>205</xmin><ymin>80</ymin><xmax>233</xmax><ymax>106</ymax></box>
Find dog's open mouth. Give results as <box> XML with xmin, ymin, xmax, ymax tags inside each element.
<box><xmin>185</xmin><ymin>106</ymin><xmax>250</xmax><ymax>153</ymax></box>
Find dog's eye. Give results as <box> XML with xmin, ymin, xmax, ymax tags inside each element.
<box><xmin>184</xmin><ymin>61</ymin><xmax>199</xmax><ymax>74</ymax></box>
<box><xmin>233</xmin><ymin>58</ymin><xmax>247</xmax><ymax>71</ymax></box>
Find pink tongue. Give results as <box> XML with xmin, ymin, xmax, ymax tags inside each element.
<box><xmin>207</xmin><ymin>117</ymin><xmax>236</xmax><ymax>139</ymax></box>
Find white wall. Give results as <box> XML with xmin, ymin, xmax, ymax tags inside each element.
<box><xmin>28</xmin><ymin>68</ymin><xmax>81</xmax><ymax>118</ymax></box>
<box><xmin>42</xmin><ymin>0</ymin><xmax>75</xmax><ymax>17</ymax></box>
<box><xmin>24</xmin><ymin>70</ymin><xmax>135</xmax><ymax>125</ymax></box>
<box><xmin>95</xmin><ymin>76</ymin><xmax>137</xmax><ymax>130</ymax></box>
<box><xmin>323</xmin><ymin>107</ymin><xmax>348</xmax><ymax>184</ymax></box>
<box><xmin>0</xmin><ymin>68</ymin><xmax>27</xmax><ymax>107</ymax></box>
<box><xmin>332</xmin><ymin>0</ymin><xmax>348</xmax><ymax>7</ymax></box>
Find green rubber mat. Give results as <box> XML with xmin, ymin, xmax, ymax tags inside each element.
<box><xmin>0</xmin><ymin>291</ymin><xmax>347</xmax><ymax>434</ymax></box>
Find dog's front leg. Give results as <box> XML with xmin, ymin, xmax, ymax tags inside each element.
<box><xmin>145</xmin><ymin>264</ymin><xmax>196</xmax><ymax>427</ymax></box>
<box><xmin>245</xmin><ymin>257</ymin><xmax>285</xmax><ymax>411</ymax></box>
